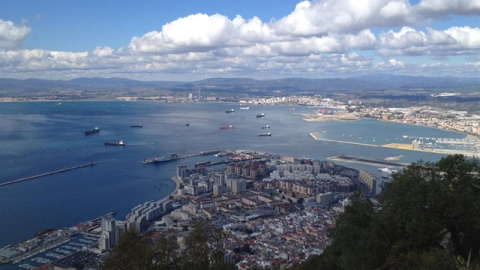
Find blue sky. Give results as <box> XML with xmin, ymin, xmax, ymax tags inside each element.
<box><xmin>0</xmin><ymin>0</ymin><xmax>479</xmax><ymax>80</ymax></box>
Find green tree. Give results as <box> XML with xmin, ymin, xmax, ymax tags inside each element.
<box><xmin>100</xmin><ymin>230</ymin><xmax>153</xmax><ymax>270</ymax></box>
<box><xmin>292</xmin><ymin>155</ymin><xmax>480</xmax><ymax>270</ymax></box>
<box><xmin>181</xmin><ymin>220</ymin><xmax>230</xmax><ymax>270</ymax></box>
<box><xmin>152</xmin><ymin>232</ymin><xmax>181</xmax><ymax>270</ymax></box>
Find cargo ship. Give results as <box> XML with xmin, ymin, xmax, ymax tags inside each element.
<box><xmin>84</xmin><ymin>127</ymin><xmax>100</xmax><ymax>135</ymax></box>
<box><xmin>258</xmin><ymin>132</ymin><xmax>271</xmax><ymax>136</ymax></box>
<box><xmin>104</xmin><ymin>140</ymin><xmax>125</xmax><ymax>146</ymax></box>
<box><xmin>226</xmin><ymin>109</ymin><xmax>235</xmax><ymax>113</ymax></box>
<box><xmin>220</xmin><ymin>125</ymin><xmax>234</xmax><ymax>129</ymax></box>
<box><xmin>256</xmin><ymin>113</ymin><xmax>265</xmax><ymax>118</ymax></box>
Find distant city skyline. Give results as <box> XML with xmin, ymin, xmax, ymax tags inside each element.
<box><xmin>1</xmin><ymin>0</ymin><xmax>479</xmax><ymax>81</ymax></box>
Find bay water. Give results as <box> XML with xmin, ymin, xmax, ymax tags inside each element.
<box><xmin>0</xmin><ymin>101</ymin><xmax>465</xmax><ymax>249</ymax></box>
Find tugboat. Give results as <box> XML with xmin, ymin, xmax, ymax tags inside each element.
<box><xmin>84</xmin><ymin>127</ymin><xmax>100</xmax><ymax>135</ymax></box>
<box><xmin>256</xmin><ymin>113</ymin><xmax>265</xmax><ymax>118</ymax></box>
<box><xmin>220</xmin><ymin>125</ymin><xmax>234</xmax><ymax>129</ymax></box>
<box><xmin>105</xmin><ymin>140</ymin><xmax>126</xmax><ymax>146</ymax></box>
<box><xmin>258</xmin><ymin>132</ymin><xmax>271</xmax><ymax>136</ymax></box>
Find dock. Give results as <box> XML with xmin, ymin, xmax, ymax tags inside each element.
<box><xmin>0</xmin><ymin>162</ymin><xmax>96</xmax><ymax>187</ymax></box>
<box><xmin>328</xmin><ymin>155</ymin><xmax>407</xmax><ymax>168</ymax></box>
<box><xmin>143</xmin><ymin>150</ymin><xmax>220</xmax><ymax>164</ymax></box>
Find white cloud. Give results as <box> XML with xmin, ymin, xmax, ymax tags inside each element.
<box><xmin>128</xmin><ymin>13</ymin><xmax>235</xmax><ymax>53</ymax></box>
<box><xmin>273</xmin><ymin>0</ymin><xmax>415</xmax><ymax>35</ymax></box>
<box><xmin>0</xmin><ymin>19</ymin><xmax>31</xmax><ymax>49</ymax></box>
<box><xmin>379</xmin><ymin>26</ymin><xmax>480</xmax><ymax>56</ymax></box>
<box><xmin>415</xmin><ymin>0</ymin><xmax>480</xmax><ymax>16</ymax></box>
<box><xmin>1</xmin><ymin>0</ymin><xmax>479</xmax><ymax>80</ymax></box>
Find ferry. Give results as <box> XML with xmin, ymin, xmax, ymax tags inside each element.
<box><xmin>105</xmin><ymin>140</ymin><xmax>125</xmax><ymax>146</ymax></box>
<box><xmin>220</xmin><ymin>125</ymin><xmax>234</xmax><ymax>129</ymax></box>
<box><xmin>258</xmin><ymin>132</ymin><xmax>271</xmax><ymax>136</ymax></box>
<box><xmin>226</xmin><ymin>109</ymin><xmax>235</xmax><ymax>113</ymax></box>
<box><xmin>84</xmin><ymin>127</ymin><xmax>100</xmax><ymax>135</ymax></box>
<box><xmin>256</xmin><ymin>113</ymin><xmax>265</xmax><ymax>118</ymax></box>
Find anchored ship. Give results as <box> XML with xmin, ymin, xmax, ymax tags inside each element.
<box><xmin>84</xmin><ymin>127</ymin><xmax>100</xmax><ymax>135</ymax></box>
<box><xmin>104</xmin><ymin>140</ymin><xmax>125</xmax><ymax>146</ymax></box>
<box><xmin>130</xmin><ymin>125</ymin><xmax>143</xmax><ymax>128</ymax></box>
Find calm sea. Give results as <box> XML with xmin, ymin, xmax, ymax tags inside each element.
<box><xmin>0</xmin><ymin>101</ymin><xmax>465</xmax><ymax>250</ymax></box>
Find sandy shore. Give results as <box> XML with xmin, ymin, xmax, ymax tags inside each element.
<box><xmin>299</xmin><ymin>113</ymin><xmax>359</xmax><ymax>122</ymax></box>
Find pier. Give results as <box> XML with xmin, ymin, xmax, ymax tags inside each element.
<box><xmin>0</xmin><ymin>162</ymin><xmax>96</xmax><ymax>187</ymax></box>
<box><xmin>143</xmin><ymin>150</ymin><xmax>221</xmax><ymax>164</ymax></box>
<box><xmin>328</xmin><ymin>155</ymin><xmax>407</xmax><ymax>168</ymax></box>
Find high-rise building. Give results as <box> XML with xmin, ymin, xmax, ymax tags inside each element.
<box><xmin>232</xmin><ymin>179</ymin><xmax>246</xmax><ymax>194</ymax></box>
<box><xmin>99</xmin><ymin>215</ymin><xmax>116</xmax><ymax>251</ymax></box>
<box><xmin>177</xmin><ymin>165</ymin><xmax>189</xmax><ymax>181</ymax></box>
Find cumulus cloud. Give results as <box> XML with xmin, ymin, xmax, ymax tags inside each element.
<box><xmin>273</xmin><ymin>0</ymin><xmax>415</xmax><ymax>35</ymax></box>
<box><xmin>379</xmin><ymin>26</ymin><xmax>480</xmax><ymax>56</ymax></box>
<box><xmin>0</xmin><ymin>19</ymin><xmax>31</xmax><ymax>49</ymax></box>
<box><xmin>1</xmin><ymin>0</ymin><xmax>479</xmax><ymax>80</ymax></box>
<box><xmin>128</xmin><ymin>13</ymin><xmax>236</xmax><ymax>53</ymax></box>
<box><xmin>415</xmin><ymin>0</ymin><xmax>480</xmax><ymax>16</ymax></box>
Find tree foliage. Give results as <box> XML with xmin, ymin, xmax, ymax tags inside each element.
<box><xmin>293</xmin><ymin>155</ymin><xmax>480</xmax><ymax>270</ymax></box>
<box><xmin>100</xmin><ymin>221</ymin><xmax>235</xmax><ymax>270</ymax></box>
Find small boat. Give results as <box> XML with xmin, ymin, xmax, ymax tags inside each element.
<box><xmin>258</xmin><ymin>132</ymin><xmax>271</xmax><ymax>136</ymax></box>
<box><xmin>84</xmin><ymin>127</ymin><xmax>100</xmax><ymax>135</ymax></box>
<box><xmin>220</xmin><ymin>125</ymin><xmax>234</xmax><ymax>129</ymax></box>
<box><xmin>240</xmin><ymin>107</ymin><xmax>250</xmax><ymax>110</ymax></box>
<box><xmin>262</xmin><ymin>125</ymin><xmax>270</xmax><ymax>129</ymax></box>
<box><xmin>226</xmin><ymin>109</ymin><xmax>235</xmax><ymax>113</ymax></box>
<box><xmin>105</xmin><ymin>140</ymin><xmax>125</xmax><ymax>146</ymax></box>
<box><xmin>256</xmin><ymin>113</ymin><xmax>265</xmax><ymax>118</ymax></box>
<box><xmin>288</xmin><ymin>108</ymin><xmax>295</xmax><ymax>111</ymax></box>
<box><xmin>130</xmin><ymin>125</ymin><xmax>143</xmax><ymax>128</ymax></box>
<box><xmin>186</xmin><ymin>123</ymin><xmax>190</xmax><ymax>126</ymax></box>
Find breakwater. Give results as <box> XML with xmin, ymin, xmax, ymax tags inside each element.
<box><xmin>0</xmin><ymin>162</ymin><xmax>96</xmax><ymax>187</ymax></box>
<box><xmin>328</xmin><ymin>155</ymin><xmax>407</xmax><ymax>167</ymax></box>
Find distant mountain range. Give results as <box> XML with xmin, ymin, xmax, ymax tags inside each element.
<box><xmin>0</xmin><ymin>74</ymin><xmax>478</xmax><ymax>97</ymax></box>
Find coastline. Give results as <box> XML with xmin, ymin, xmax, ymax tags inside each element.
<box><xmin>309</xmin><ymin>132</ymin><xmax>480</xmax><ymax>157</ymax></box>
